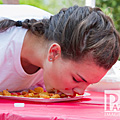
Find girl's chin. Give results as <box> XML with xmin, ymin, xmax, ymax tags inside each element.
<box><xmin>60</xmin><ymin>91</ymin><xmax>76</xmax><ymax>98</ymax></box>
<box><xmin>64</xmin><ymin>92</ymin><xmax>78</xmax><ymax>98</ymax></box>
<box><xmin>65</xmin><ymin>92</ymin><xmax>84</xmax><ymax>98</ymax></box>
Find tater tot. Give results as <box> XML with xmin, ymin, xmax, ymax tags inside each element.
<box><xmin>51</xmin><ymin>94</ymin><xmax>60</xmax><ymax>98</ymax></box>
<box><xmin>28</xmin><ymin>93</ymin><xmax>35</xmax><ymax>97</ymax></box>
<box><xmin>33</xmin><ymin>93</ymin><xmax>39</xmax><ymax>97</ymax></box>
<box><xmin>34</xmin><ymin>87</ymin><xmax>44</xmax><ymax>93</ymax></box>
<box><xmin>11</xmin><ymin>93</ymin><xmax>18</xmax><ymax>96</ymax></box>
<box><xmin>29</xmin><ymin>89</ymin><xmax>36</xmax><ymax>93</ymax></box>
<box><xmin>42</xmin><ymin>92</ymin><xmax>49</xmax><ymax>96</ymax></box>
<box><xmin>0</xmin><ymin>87</ymin><xmax>70</xmax><ymax>99</ymax></box>
<box><xmin>60</xmin><ymin>93</ymin><xmax>67</xmax><ymax>98</ymax></box>
<box><xmin>3</xmin><ymin>90</ymin><xmax>11</xmax><ymax>96</ymax></box>
<box><xmin>0</xmin><ymin>92</ymin><xmax>3</xmax><ymax>95</ymax></box>
<box><xmin>22</xmin><ymin>91</ymin><xmax>28</xmax><ymax>95</ymax></box>
<box><xmin>39</xmin><ymin>93</ymin><xmax>50</xmax><ymax>98</ymax></box>
<box><xmin>18</xmin><ymin>95</ymin><xmax>24</xmax><ymax>97</ymax></box>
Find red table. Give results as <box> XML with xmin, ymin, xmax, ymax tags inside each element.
<box><xmin>0</xmin><ymin>91</ymin><xmax>119</xmax><ymax>120</ymax></box>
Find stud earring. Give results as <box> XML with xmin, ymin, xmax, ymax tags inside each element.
<box><xmin>50</xmin><ymin>58</ymin><xmax>52</xmax><ymax>61</ymax></box>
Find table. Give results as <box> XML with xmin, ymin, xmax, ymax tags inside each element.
<box><xmin>0</xmin><ymin>91</ymin><xmax>119</xmax><ymax>120</ymax></box>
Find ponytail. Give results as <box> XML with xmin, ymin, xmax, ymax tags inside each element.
<box><xmin>0</xmin><ymin>19</ymin><xmax>15</xmax><ymax>32</ymax></box>
<box><xmin>0</xmin><ymin>18</ymin><xmax>49</xmax><ymax>36</ymax></box>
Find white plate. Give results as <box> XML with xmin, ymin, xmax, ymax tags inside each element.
<box><xmin>0</xmin><ymin>92</ymin><xmax>90</xmax><ymax>103</ymax></box>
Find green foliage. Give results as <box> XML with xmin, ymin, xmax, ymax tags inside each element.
<box><xmin>19</xmin><ymin>0</ymin><xmax>50</xmax><ymax>12</ymax></box>
<box><xmin>19</xmin><ymin>0</ymin><xmax>85</xmax><ymax>14</ymax></box>
<box><xmin>0</xmin><ymin>0</ymin><xmax>85</xmax><ymax>14</ymax></box>
<box><xmin>0</xmin><ymin>0</ymin><xmax>3</xmax><ymax>4</ymax></box>
<box><xmin>96</xmin><ymin>0</ymin><xmax>120</xmax><ymax>33</ymax></box>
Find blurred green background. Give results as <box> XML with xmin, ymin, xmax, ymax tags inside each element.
<box><xmin>0</xmin><ymin>0</ymin><xmax>120</xmax><ymax>33</ymax></box>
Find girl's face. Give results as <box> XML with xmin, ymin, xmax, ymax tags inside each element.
<box><xmin>43</xmin><ymin>56</ymin><xmax>107</xmax><ymax>96</ymax></box>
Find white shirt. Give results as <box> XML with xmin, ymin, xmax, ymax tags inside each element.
<box><xmin>0</xmin><ymin>5</ymin><xmax>52</xmax><ymax>91</ymax></box>
<box><xmin>0</xmin><ymin>26</ymin><xmax>45</xmax><ymax>91</ymax></box>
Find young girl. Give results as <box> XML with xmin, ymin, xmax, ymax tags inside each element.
<box><xmin>0</xmin><ymin>5</ymin><xmax>120</xmax><ymax>96</ymax></box>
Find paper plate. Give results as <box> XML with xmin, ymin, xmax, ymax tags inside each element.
<box><xmin>0</xmin><ymin>92</ymin><xmax>90</xmax><ymax>103</ymax></box>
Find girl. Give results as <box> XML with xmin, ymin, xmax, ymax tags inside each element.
<box><xmin>0</xmin><ymin>5</ymin><xmax>120</xmax><ymax>96</ymax></box>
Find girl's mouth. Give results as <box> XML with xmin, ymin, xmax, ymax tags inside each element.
<box><xmin>49</xmin><ymin>88</ymin><xmax>83</xmax><ymax>98</ymax></box>
<box><xmin>65</xmin><ymin>91</ymin><xmax>84</xmax><ymax>98</ymax></box>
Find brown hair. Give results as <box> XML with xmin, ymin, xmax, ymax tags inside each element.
<box><xmin>0</xmin><ymin>5</ymin><xmax>120</xmax><ymax>70</ymax></box>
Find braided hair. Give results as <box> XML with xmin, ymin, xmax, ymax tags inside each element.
<box><xmin>0</xmin><ymin>18</ymin><xmax>47</xmax><ymax>36</ymax></box>
<box><xmin>0</xmin><ymin>5</ymin><xmax>120</xmax><ymax>70</ymax></box>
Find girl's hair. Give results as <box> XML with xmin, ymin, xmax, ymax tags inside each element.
<box><xmin>0</xmin><ymin>5</ymin><xmax>120</xmax><ymax>70</ymax></box>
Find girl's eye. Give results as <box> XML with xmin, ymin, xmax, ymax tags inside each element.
<box><xmin>72</xmin><ymin>77</ymin><xmax>80</xmax><ymax>83</ymax></box>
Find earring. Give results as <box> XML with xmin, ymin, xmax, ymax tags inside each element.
<box><xmin>50</xmin><ymin>58</ymin><xmax>52</xmax><ymax>61</ymax></box>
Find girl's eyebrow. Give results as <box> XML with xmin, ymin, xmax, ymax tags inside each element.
<box><xmin>77</xmin><ymin>74</ymin><xmax>88</xmax><ymax>83</ymax></box>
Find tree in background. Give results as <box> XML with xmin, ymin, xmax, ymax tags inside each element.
<box><xmin>19</xmin><ymin>0</ymin><xmax>85</xmax><ymax>14</ymax></box>
<box><xmin>96</xmin><ymin>0</ymin><xmax>120</xmax><ymax>33</ymax></box>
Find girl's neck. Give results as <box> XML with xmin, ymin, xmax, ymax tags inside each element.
<box><xmin>21</xmin><ymin>30</ymin><xmax>46</xmax><ymax>73</ymax></box>
<box><xmin>21</xmin><ymin>57</ymin><xmax>40</xmax><ymax>74</ymax></box>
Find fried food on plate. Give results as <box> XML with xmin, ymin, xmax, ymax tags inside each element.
<box><xmin>0</xmin><ymin>87</ymin><xmax>72</xmax><ymax>99</ymax></box>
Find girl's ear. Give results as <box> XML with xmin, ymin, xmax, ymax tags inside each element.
<box><xmin>48</xmin><ymin>43</ymin><xmax>61</xmax><ymax>62</ymax></box>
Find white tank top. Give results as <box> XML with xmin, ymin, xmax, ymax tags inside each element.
<box><xmin>0</xmin><ymin>5</ymin><xmax>52</xmax><ymax>91</ymax></box>
<box><xmin>0</xmin><ymin>26</ymin><xmax>45</xmax><ymax>91</ymax></box>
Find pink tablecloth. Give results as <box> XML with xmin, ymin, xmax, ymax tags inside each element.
<box><xmin>0</xmin><ymin>91</ymin><xmax>119</xmax><ymax>120</ymax></box>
